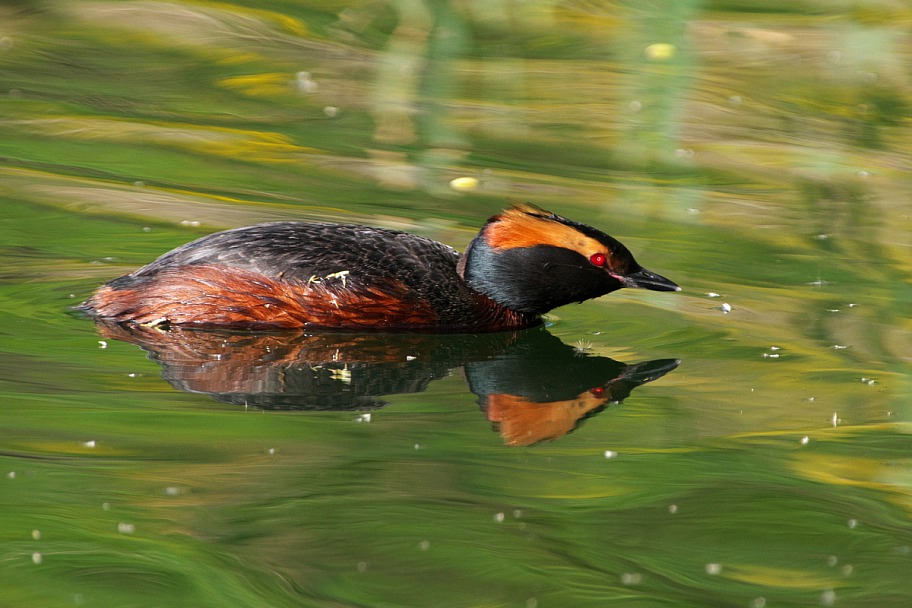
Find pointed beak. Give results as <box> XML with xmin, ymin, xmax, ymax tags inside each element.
<box><xmin>621</xmin><ymin>267</ymin><xmax>681</xmax><ymax>292</ymax></box>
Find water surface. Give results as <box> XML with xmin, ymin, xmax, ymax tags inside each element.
<box><xmin>1</xmin><ymin>2</ymin><xmax>911</xmax><ymax>607</ymax></box>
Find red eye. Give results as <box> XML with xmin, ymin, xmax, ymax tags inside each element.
<box><xmin>590</xmin><ymin>386</ymin><xmax>605</xmax><ymax>397</ymax></box>
<box><xmin>589</xmin><ymin>252</ymin><xmax>607</xmax><ymax>267</ymax></box>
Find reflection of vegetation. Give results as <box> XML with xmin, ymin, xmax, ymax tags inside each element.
<box><xmin>2</xmin><ymin>1</ymin><xmax>912</xmax><ymax>606</ymax></box>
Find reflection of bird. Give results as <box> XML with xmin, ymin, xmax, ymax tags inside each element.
<box><xmin>79</xmin><ymin>203</ymin><xmax>679</xmax><ymax>332</ymax></box>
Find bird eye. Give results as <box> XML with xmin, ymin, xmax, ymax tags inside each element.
<box><xmin>589</xmin><ymin>252</ymin><xmax>607</xmax><ymax>267</ymax></box>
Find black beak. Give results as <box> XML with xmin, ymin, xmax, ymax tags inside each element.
<box><xmin>622</xmin><ymin>267</ymin><xmax>680</xmax><ymax>292</ymax></box>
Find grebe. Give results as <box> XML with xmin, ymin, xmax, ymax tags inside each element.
<box><xmin>79</xmin><ymin>203</ymin><xmax>679</xmax><ymax>331</ymax></box>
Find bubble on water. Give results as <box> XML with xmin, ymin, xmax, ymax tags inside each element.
<box><xmin>705</xmin><ymin>563</ymin><xmax>722</xmax><ymax>575</ymax></box>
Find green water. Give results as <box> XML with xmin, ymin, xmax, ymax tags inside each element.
<box><xmin>2</xmin><ymin>1</ymin><xmax>911</xmax><ymax>606</ymax></box>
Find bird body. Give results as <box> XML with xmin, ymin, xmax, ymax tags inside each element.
<box><xmin>80</xmin><ymin>203</ymin><xmax>679</xmax><ymax>332</ymax></box>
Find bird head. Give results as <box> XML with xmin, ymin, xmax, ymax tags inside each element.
<box><xmin>458</xmin><ymin>203</ymin><xmax>679</xmax><ymax>315</ymax></box>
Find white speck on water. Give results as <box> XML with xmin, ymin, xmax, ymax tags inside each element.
<box><xmin>800</xmin><ymin>436</ymin><xmax>810</xmax><ymax>445</ymax></box>
<box><xmin>525</xmin><ymin>598</ymin><xmax>538</xmax><ymax>608</ymax></box>
<box><xmin>356</xmin><ymin>561</ymin><xmax>367</xmax><ymax>573</ymax></box>
<box><xmin>763</xmin><ymin>353</ymin><xmax>780</xmax><ymax>359</ymax></box>
<box><xmin>164</xmin><ymin>486</ymin><xmax>181</xmax><ymax>496</ymax></box>
<box><xmin>832</xmin><ymin>344</ymin><xmax>849</xmax><ymax>349</ymax></box>
<box><xmin>295</xmin><ymin>71</ymin><xmax>318</xmax><ymax>93</ymax></box>
<box><xmin>267</xmin><ymin>448</ymin><xmax>275</xmax><ymax>455</ymax></box>
<box><xmin>117</xmin><ymin>523</ymin><xmax>135</xmax><ymax>534</ymax></box>
<box><xmin>821</xmin><ymin>589</ymin><xmax>836</xmax><ymax>606</ymax></box>
<box><xmin>841</xmin><ymin>564</ymin><xmax>853</xmax><ymax>576</ymax></box>
<box><xmin>102</xmin><ymin>502</ymin><xmax>111</xmax><ymax>511</ymax></box>
<box><xmin>32</xmin><ymin>552</ymin><xmax>42</xmax><ymax>565</ymax></box>
<box><xmin>705</xmin><ymin>563</ymin><xmax>722</xmax><ymax>575</ymax></box>
<box><xmin>355</xmin><ymin>412</ymin><xmax>371</xmax><ymax>423</ymax></box>
<box><xmin>604</xmin><ymin>450</ymin><xmax>617</xmax><ymax>459</ymax></box>
<box><xmin>751</xmin><ymin>598</ymin><xmax>766</xmax><ymax>608</ymax></box>
<box><xmin>847</xmin><ymin>518</ymin><xmax>858</xmax><ymax>529</ymax></box>
<box><xmin>323</xmin><ymin>105</ymin><xmax>339</xmax><ymax>117</ymax></box>
<box><xmin>706</xmin><ymin>292</ymin><xmax>721</xmax><ymax>298</ymax></box>
<box><xmin>721</xmin><ymin>302</ymin><xmax>732</xmax><ymax>313</ymax></box>
<box><xmin>418</xmin><ymin>540</ymin><xmax>430</xmax><ymax>551</ymax></box>
<box><xmin>621</xmin><ymin>572</ymin><xmax>642</xmax><ymax>585</ymax></box>
<box><xmin>413</xmin><ymin>443</ymin><xmax>421</xmax><ymax>450</ymax></box>
<box><xmin>729</xmin><ymin>95</ymin><xmax>742</xmax><ymax>105</ymax></box>
<box><xmin>831</xmin><ymin>412</ymin><xmax>839</xmax><ymax>427</ymax></box>
<box><xmin>494</xmin><ymin>512</ymin><xmax>505</xmax><ymax>523</ymax></box>
<box><xmin>769</xmin><ymin>346</ymin><xmax>781</xmax><ymax>351</ymax></box>
<box><xmin>668</xmin><ymin>504</ymin><xmax>678</xmax><ymax>514</ymax></box>
<box><xmin>815</xmin><ymin>234</ymin><xmax>829</xmax><ymax>240</ymax></box>
<box><xmin>827</xmin><ymin>309</ymin><xmax>840</xmax><ymax>313</ymax></box>
<box><xmin>98</xmin><ymin>341</ymin><xmax>107</xmax><ymax>349</ymax></box>
<box><xmin>860</xmin><ymin>377</ymin><xmax>876</xmax><ymax>386</ymax></box>
<box><xmin>826</xmin><ymin>555</ymin><xmax>838</xmax><ymax>567</ymax></box>
<box><xmin>7</xmin><ymin>471</ymin><xmax>16</xmax><ymax>479</ymax></box>
<box><xmin>629</xmin><ymin>100</ymin><xmax>642</xmax><ymax>111</ymax></box>
<box><xmin>406</xmin><ymin>355</ymin><xmax>417</xmax><ymax>361</ymax></box>
<box><xmin>83</xmin><ymin>440</ymin><xmax>96</xmax><ymax>448</ymax></box>
<box><xmin>32</xmin><ymin>529</ymin><xmax>41</xmax><ymax>540</ymax></box>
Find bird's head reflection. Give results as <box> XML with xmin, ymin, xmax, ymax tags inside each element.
<box><xmin>92</xmin><ymin>322</ymin><xmax>678</xmax><ymax>446</ymax></box>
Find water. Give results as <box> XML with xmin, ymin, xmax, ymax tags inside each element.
<box><xmin>2</xmin><ymin>1</ymin><xmax>911</xmax><ymax>606</ymax></box>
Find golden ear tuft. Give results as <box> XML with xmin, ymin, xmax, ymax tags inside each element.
<box><xmin>485</xmin><ymin>203</ymin><xmax>606</xmax><ymax>257</ymax></box>
<box><xmin>506</xmin><ymin>200</ymin><xmax>554</xmax><ymax>219</ymax></box>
